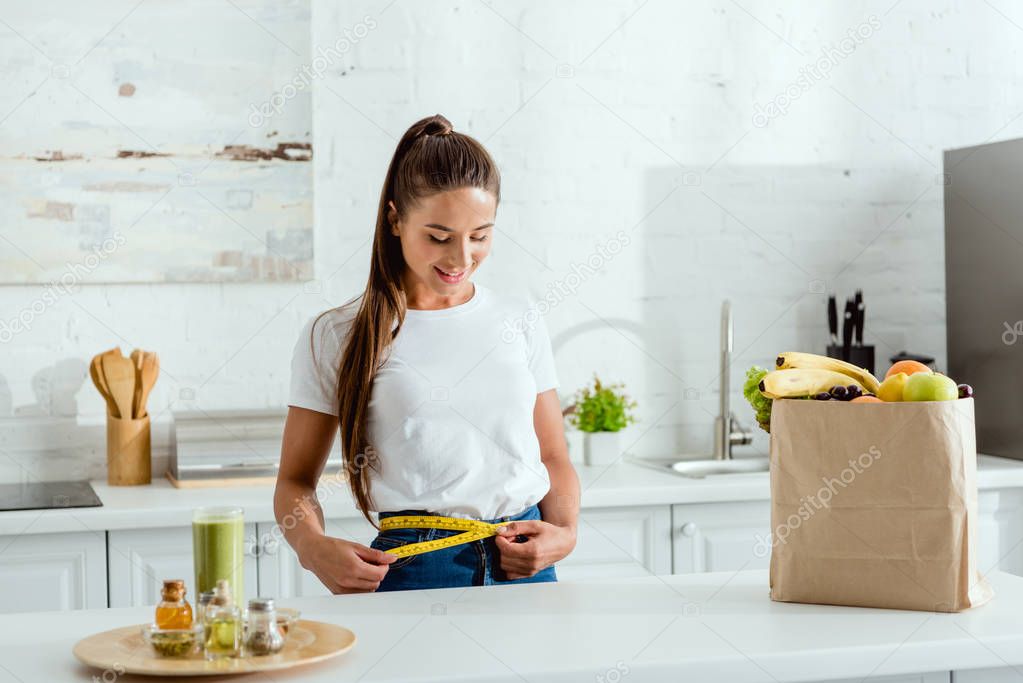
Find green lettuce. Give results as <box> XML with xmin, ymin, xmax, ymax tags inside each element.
<box><xmin>743</xmin><ymin>365</ymin><xmax>772</xmax><ymax>433</ymax></box>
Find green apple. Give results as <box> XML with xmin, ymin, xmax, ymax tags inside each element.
<box><xmin>903</xmin><ymin>372</ymin><xmax>958</xmax><ymax>402</ymax></box>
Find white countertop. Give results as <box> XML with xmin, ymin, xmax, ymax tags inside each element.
<box><xmin>3</xmin><ymin>454</ymin><xmax>1023</xmax><ymax>537</ymax></box>
<box><xmin>8</xmin><ymin>569</ymin><xmax>1023</xmax><ymax>682</ymax></box>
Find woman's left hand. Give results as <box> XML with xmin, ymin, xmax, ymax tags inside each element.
<box><xmin>493</xmin><ymin>520</ymin><xmax>576</xmax><ymax>580</ymax></box>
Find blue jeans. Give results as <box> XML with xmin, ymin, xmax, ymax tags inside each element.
<box><xmin>370</xmin><ymin>503</ymin><xmax>558</xmax><ymax>592</ymax></box>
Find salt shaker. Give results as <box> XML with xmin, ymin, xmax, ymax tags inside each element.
<box><xmin>244</xmin><ymin>597</ymin><xmax>285</xmax><ymax>656</ymax></box>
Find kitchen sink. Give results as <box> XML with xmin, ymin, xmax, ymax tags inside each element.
<box><xmin>623</xmin><ymin>453</ymin><xmax>769</xmax><ymax>479</ymax></box>
<box><xmin>614</xmin><ymin>299</ymin><xmax>766</xmax><ymax>480</ymax></box>
<box><xmin>670</xmin><ymin>457</ymin><xmax>768</xmax><ymax>477</ymax></box>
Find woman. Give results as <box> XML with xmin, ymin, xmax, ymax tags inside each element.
<box><xmin>274</xmin><ymin>114</ymin><xmax>580</xmax><ymax>593</ymax></box>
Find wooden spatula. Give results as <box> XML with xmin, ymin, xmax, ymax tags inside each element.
<box><xmin>136</xmin><ymin>351</ymin><xmax>159</xmax><ymax>419</ymax></box>
<box><xmin>102</xmin><ymin>350</ymin><xmax>136</xmax><ymax>421</ymax></box>
<box><xmin>89</xmin><ymin>350</ymin><xmax>120</xmax><ymax>417</ymax></box>
<box><xmin>130</xmin><ymin>349</ymin><xmax>144</xmax><ymax>419</ymax></box>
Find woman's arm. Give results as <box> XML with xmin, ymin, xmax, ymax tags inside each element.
<box><xmin>275</xmin><ymin>406</ymin><xmax>396</xmax><ymax>593</ymax></box>
<box><xmin>493</xmin><ymin>388</ymin><xmax>579</xmax><ymax>578</ymax></box>
<box><xmin>534</xmin><ymin>388</ymin><xmax>580</xmax><ymax>535</ymax></box>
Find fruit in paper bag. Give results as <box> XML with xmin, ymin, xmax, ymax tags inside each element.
<box><xmin>851</xmin><ymin>395</ymin><xmax>884</xmax><ymax>403</ymax></box>
<box><xmin>903</xmin><ymin>372</ymin><xmax>958</xmax><ymax>402</ymax></box>
<box><xmin>758</xmin><ymin>368</ymin><xmax>866</xmax><ymax>400</ymax></box>
<box><xmin>958</xmin><ymin>383</ymin><xmax>974</xmax><ymax>399</ymax></box>
<box><xmin>885</xmin><ymin>359</ymin><xmax>931</xmax><ymax>379</ymax></box>
<box><xmin>775</xmin><ymin>352</ymin><xmax>880</xmax><ymax>394</ymax></box>
<box><xmin>877</xmin><ymin>372</ymin><xmax>909</xmax><ymax>402</ymax></box>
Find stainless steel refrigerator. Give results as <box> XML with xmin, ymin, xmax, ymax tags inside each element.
<box><xmin>945</xmin><ymin>136</ymin><xmax>1023</xmax><ymax>459</ymax></box>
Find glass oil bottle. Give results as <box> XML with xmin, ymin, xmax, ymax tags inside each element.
<box><xmin>203</xmin><ymin>579</ymin><xmax>240</xmax><ymax>659</ymax></box>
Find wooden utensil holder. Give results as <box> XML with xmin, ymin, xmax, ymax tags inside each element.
<box><xmin>106</xmin><ymin>414</ymin><xmax>151</xmax><ymax>485</ymax></box>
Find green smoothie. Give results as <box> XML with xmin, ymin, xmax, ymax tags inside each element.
<box><xmin>192</xmin><ymin>507</ymin><xmax>244</xmax><ymax>604</ymax></box>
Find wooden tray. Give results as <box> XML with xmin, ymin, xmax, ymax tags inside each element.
<box><xmin>73</xmin><ymin>620</ymin><xmax>356</xmax><ymax>677</ymax></box>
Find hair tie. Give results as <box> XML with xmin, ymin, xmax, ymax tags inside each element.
<box><xmin>421</xmin><ymin>115</ymin><xmax>453</xmax><ymax>138</ymax></box>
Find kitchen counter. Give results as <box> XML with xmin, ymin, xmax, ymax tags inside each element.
<box><xmin>3</xmin><ymin>454</ymin><xmax>1023</xmax><ymax>537</ymax></box>
<box><xmin>8</xmin><ymin>569</ymin><xmax>1023</xmax><ymax>682</ymax></box>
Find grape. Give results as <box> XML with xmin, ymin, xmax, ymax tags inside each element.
<box><xmin>846</xmin><ymin>385</ymin><xmax>862</xmax><ymax>399</ymax></box>
<box><xmin>957</xmin><ymin>384</ymin><xmax>974</xmax><ymax>399</ymax></box>
<box><xmin>814</xmin><ymin>392</ymin><xmax>831</xmax><ymax>400</ymax></box>
<box><xmin>829</xmin><ymin>385</ymin><xmax>848</xmax><ymax>400</ymax></box>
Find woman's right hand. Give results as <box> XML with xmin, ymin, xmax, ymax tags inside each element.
<box><xmin>300</xmin><ymin>534</ymin><xmax>398</xmax><ymax>594</ymax></box>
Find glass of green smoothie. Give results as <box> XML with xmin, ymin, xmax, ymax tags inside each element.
<box><xmin>192</xmin><ymin>506</ymin><xmax>244</xmax><ymax>606</ymax></box>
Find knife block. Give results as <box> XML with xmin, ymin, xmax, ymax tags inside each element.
<box><xmin>106</xmin><ymin>413</ymin><xmax>152</xmax><ymax>486</ymax></box>
<box><xmin>826</xmin><ymin>344</ymin><xmax>875</xmax><ymax>376</ymax></box>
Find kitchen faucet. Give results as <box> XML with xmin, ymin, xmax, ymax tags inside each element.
<box><xmin>713</xmin><ymin>300</ymin><xmax>753</xmax><ymax>460</ymax></box>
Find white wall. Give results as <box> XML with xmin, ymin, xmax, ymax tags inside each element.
<box><xmin>0</xmin><ymin>0</ymin><xmax>316</xmax><ymax>482</ymax></box>
<box><xmin>2</xmin><ymin>0</ymin><xmax>1022</xmax><ymax>481</ymax></box>
<box><xmin>313</xmin><ymin>0</ymin><xmax>1023</xmax><ymax>460</ymax></box>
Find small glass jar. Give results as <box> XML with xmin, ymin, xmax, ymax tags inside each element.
<box><xmin>155</xmin><ymin>579</ymin><xmax>193</xmax><ymax>629</ymax></box>
<box><xmin>195</xmin><ymin>589</ymin><xmax>215</xmax><ymax>635</ymax></box>
<box><xmin>203</xmin><ymin>579</ymin><xmax>240</xmax><ymax>660</ymax></box>
<box><xmin>244</xmin><ymin>598</ymin><xmax>285</xmax><ymax>656</ymax></box>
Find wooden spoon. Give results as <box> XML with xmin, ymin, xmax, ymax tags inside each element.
<box><xmin>102</xmin><ymin>350</ymin><xmax>135</xmax><ymax>421</ymax></box>
<box><xmin>89</xmin><ymin>352</ymin><xmax>119</xmax><ymax>417</ymax></box>
<box><xmin>130</xmin><ymin>349</ymin><xmax>144</xmax><ymax>419</ymax></box>
<box><xmin>136</xmin><ymin>352</ymin><xmax>159</xmax><ymax>419</ymax></box>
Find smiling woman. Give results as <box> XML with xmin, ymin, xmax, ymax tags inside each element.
<box><xmin>389</xmin><ymin>186</ymin><xmax>496</xmax><ymax>296</ymax></box>
<box><xmin>274</xmin><ymin>114</ymin><xmax>580</xmax><ymax>594</ymax></box>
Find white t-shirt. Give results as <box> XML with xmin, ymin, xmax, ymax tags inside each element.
<box><xmin>287</xmin><ymin>282</ymin><xmax>559</xmax><ymax>520</ymax></box>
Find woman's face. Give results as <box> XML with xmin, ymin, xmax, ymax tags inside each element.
<box><xmin>390</xmin><ymin>186</ymin><xmax>496</xmax><ymax>303</ymax></box>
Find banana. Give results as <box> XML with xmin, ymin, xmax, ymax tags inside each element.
<box><xmin>759</xmin><ymin>368</ymin><xmax>866</xmax><ymax>399</ymax></box>
<box><xmin>775</xmin><ymin>351</ymin><xmax>880</xmax><ymax>394</ymax></box>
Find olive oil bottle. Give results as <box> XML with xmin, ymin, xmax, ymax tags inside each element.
<box><xmin>203</xmin><ymin>579</ymin><xmax>240</xmax><ymax>659</ymax></box>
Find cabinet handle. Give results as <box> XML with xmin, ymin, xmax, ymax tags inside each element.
<box><xmin>680</xmin><ymin>522</ymin><xmax>698</xmax><ymax>537</ymax></box>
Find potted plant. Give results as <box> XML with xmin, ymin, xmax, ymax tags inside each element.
<box><xmin>566</xmin><ymin>373</ymin><xmax>638</xmax><ymax>466</ymax></box>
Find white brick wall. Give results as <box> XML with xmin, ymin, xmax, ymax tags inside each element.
<box><xmin>313</xmin><ymin>0</ymin><xmax>1023</xmax><ymax>460</ymax></box>
<box><xmin>3</xmin><ymin>0</ymin><xmax>1022</xmax><ymax>481</ymax></box>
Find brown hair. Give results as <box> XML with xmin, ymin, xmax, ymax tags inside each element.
<box><xmin>313</xmin><ymin>114</ymin><xmax>501</xmax><ymax>529</ymax></box>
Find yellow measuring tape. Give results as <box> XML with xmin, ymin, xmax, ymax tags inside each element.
<box><xmin>377</xmin><ymin>514</ymin><xmax>525</xmax><ymax>558</ymax></box>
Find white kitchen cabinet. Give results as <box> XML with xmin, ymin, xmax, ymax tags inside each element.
<box><xmin>672</xmin><ymin>501</ymin><xmax>771</xmax><ymax>573</ymax></box>
<box><xmin>255</xmin><ymin>505</ymin><xmax>672</xmax><ymax>597</ymax></box>
<box><xmin>107</xmin><ymin>525</ymin><xmax>259</xmax><ymax>608</ymax></box>
<box><xmin>669</xmin><ymin>491</ymin><xmax>1022</xmax><ymax>578</ymax></box>
<box><xmin>977</xmin><ymin>489</ymin><xmax>1023</xmax><ymax>577</ymax></box>
<box><xmin>822</xmin><ymin>674</ymin><xmax>949</xmax><ymax>683</ymax></box>
<box><xmin>557</xmin><ymin>505</ymin><xmax>671</xmax><ymax>580</ymax></box>
<box><xmin>0</xmin><ymin>531</ymin><xmax>107</xmax><ymax>613</ymax></box>
<box><xmin>954</xmin><ymin>669</ymin><xmax>1020</xmax><ymax>681</ymax></box>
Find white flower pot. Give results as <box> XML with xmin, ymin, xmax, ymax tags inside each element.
<box><xmin>583</xmin><ymin>430</ymin><xmax>624</xmax><ymax>466</ymax></box>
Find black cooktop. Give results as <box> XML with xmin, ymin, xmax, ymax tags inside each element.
<box><xmin>0</xmin><ymin>480</ymin><xmax>103</xmax><ymax>512</ymax></box>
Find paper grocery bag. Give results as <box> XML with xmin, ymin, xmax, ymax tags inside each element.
<box><xmin>768</xmin><ymin>397</ymin><xmax>993</xmax><ymax>612</ymax></box>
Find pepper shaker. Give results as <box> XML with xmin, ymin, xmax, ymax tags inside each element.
<box><xmin>244</xmin><ymin>598</ymin><xmax>285</xmax><ymax>656</ymax></box>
